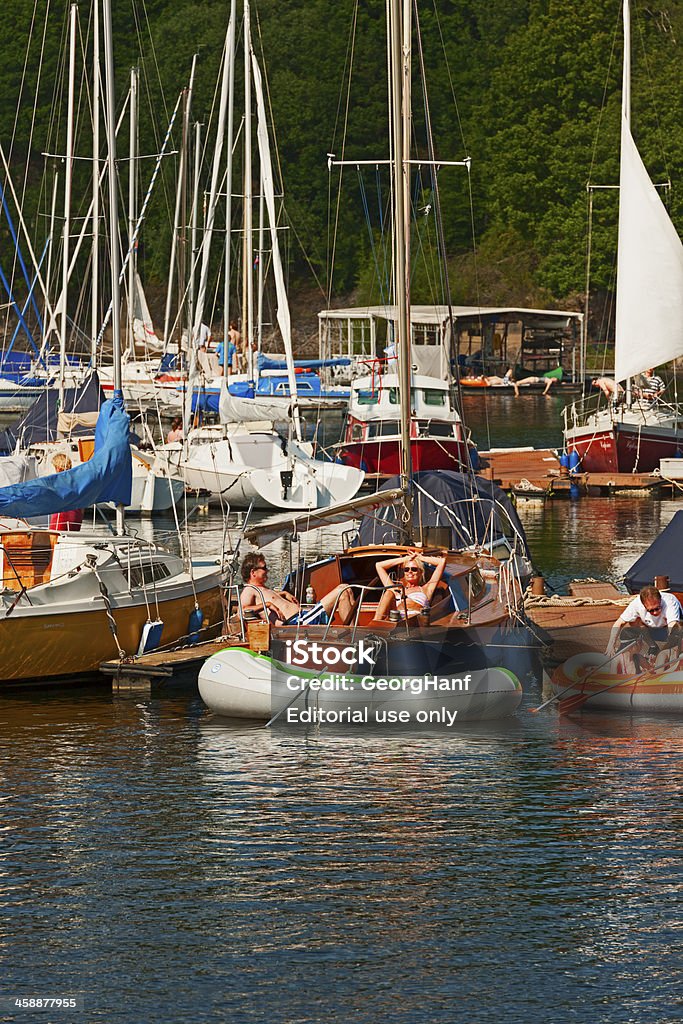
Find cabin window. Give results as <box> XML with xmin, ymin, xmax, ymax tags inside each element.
<box><xmin>351</xmin><ymin>424</ymin><xmax>364</xmax><ymax>441</ymax></box>
<box><xmin>356</xmin><ymin>389</ymin><xmax>379</xmax><ymax>405</ymax></box>
<box><xmin>466</xmin><ymin>568</ymin><xmax>486</xmax><ymax>601</ymax></box>
<box><xmin>276</xmin><ymin>382</ymin><xmax>289</xmax><ymax>393</ymax></box>
<box><xmin>388</xmin><ymin>388</ymin><xmax>399</xmax><ymax>404</ymax></box>
<box><xmin>368</xmin><ymin>421</ymin><xmax>399</xmax><ymax>438</ymax></box>
<box><xmin>420</xmin><ymin>420</ymin><xmax>454</xmax><ymax>437</ymax></box>
<box><xmin>297</xmin><ymin>381</ymin><xmax>314</xmax><ymax>392</ymax></box>
<box><xmin>129</xmin><ymin>561</ymin><xmax>172</xmax><ymax>589</ymax></box>
<box><xmin>422</xmin><ymin>389</ymin><xmax>446</xmax><ymax>406</ymax></box>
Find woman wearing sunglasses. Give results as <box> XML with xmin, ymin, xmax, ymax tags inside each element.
<box><xmin>375</xmin><ymin>549</ymin><xmax>447</xmax><ymax>621</ymax></box>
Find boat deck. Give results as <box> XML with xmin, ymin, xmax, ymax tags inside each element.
<box><xmin>525</xmin><ymin>581</ymin><xmax>628</xmax><ymax>664</ymax></box>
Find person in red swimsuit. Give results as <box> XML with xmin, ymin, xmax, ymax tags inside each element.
<box><xmin>49</xmin><ymin>453</ymin><xmax>84</xmax><ymax>532</ymax></box>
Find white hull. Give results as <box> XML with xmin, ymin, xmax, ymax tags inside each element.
<box><xmin>199</xmin><ymin>647</ymin><xmax>523</xmax><ymax>722</ymax></box>
<box><xmin>164</xmin><ymin>427</ymin><xmax>364</xmax><ymax>510</ymax></box>
<box><xmin>28</xmin><ymin>441</ymin><xmax>184</xmax><ymax>516</ymax></box>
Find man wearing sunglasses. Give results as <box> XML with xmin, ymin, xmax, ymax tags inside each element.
<box><xmin>607</xmin><ymin>585</ymin><xmax>683</xmax><ymax>656</ymax></box>
<box><xmin>239</xmin><ymin>552</ymin><xmax>356</xmax><ymax>626</ymax></box>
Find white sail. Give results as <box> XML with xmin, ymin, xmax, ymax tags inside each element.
<box><xmin>615</xmin><ymin>0</ymin><xmax>683</xmax><ymax>383</ymax></box>
<box><xmin>615</xmin><ymin>121</ymin><xmax>683</xmax><ymax>382</ymax></box>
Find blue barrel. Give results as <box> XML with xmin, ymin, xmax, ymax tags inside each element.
<box><xmin>559</xmin><ymin>451</ymin><xmax>570</xmax><ymax>470</ymax></box>
<box><xmin>188</xmin><ymin>607</ymin><xmax>204</xmax><ymax>645</ymax></box>
<box><xmin>568</xmin><ymin>450</ymin><xmax>581</xmax><ymax>474</ymax></box>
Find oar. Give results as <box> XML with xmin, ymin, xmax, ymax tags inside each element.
<box><xmin>529</xmin><ymin>641</ymin><xmax>638</xmax><ymax>714</ymax></box>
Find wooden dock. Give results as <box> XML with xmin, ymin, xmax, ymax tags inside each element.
<box><xmin>525</xmin><ymin>580</ymin><xmax>628</xmax><ymax>664</ymax></box>
<box><xmin>478</xmin><ymin>447</ymin><xmax>666</xmax><ymax>497</ymax></box>
<box><xmin>101</xmin><ymin>635</ymin><xmax>245</xmax><ymax>692</ymax></box>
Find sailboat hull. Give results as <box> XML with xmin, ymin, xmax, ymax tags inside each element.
<box><xmin>337</xmin><ymin>436</ymin><xmax>470</xmax><ymax>477</ymax></box>
<box><xmin>0</xmin><ymin>577</ymin><xmax>223</xmax><ymax>685</ymax></box>
<box><xmin>565</xmin><ymin>418</ymin><xmax>682</xmax><ymax>472</ymax></box>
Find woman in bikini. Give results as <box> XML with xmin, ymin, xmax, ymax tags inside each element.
<box><xmin>374</xmin><ymin>549</ymin><xmax>448</xmax><ymax>621</ymax></box>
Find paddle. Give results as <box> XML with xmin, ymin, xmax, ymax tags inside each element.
<box><xmin>529</xmin><ymin>641</ymin><xmax>638</xmax><ymax>714</ymax></box>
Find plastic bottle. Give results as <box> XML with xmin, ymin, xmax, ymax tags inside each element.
<box><xmin>305</xmin><ymin>585</ymin><xmax>316</xmax><ymax>605</ymax></box>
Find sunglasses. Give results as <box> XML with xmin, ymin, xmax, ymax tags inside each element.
<box><xmin>255</xmin><ymin>565</ymin><xmax>268</xmax><ymax>572</ymax></box>
<box><xmin>404</xmin><ymin>567</ymin><xmax>420</xmax><ymax>574</ymax></box>
<box><xmin>645</xmin><ymin>604</ymin><xmax>661</xmax><ymax>613</ymax></box>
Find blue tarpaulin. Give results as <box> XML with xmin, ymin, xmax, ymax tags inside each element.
<box><xmin>0</xmin><ymin>391</ymin><xmax>132</xmax><ymax>516</ymax></box>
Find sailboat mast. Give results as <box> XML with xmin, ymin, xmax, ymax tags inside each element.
<box><xmin>389</xmin><ymin>0</ymin><xmax>413</xmax><ymax>524</ymax></box>
<box><xmin>102</xmin><ymin>0</ymin><xmax>124</xmax><ymax>534</ymax></box>
<box><xmin>622</xmin><ymin>0</ymin><xmax>630</xmax><ymax>125</ymax></box>
<box><xmin>91</xmin><ymin>0</ymin><xmax>100</xmax><ymax>367</ymax></box>
<box><xmin>243</xmin><ymin>0</ymin><xmax>254</xmax><ymax>378</ymax></box>
<box><xmin>223</xmin><ymin>0</ymin><xmax>237</xmax><ymax>352</ymax></box>
<box><xmin>127</xmin><ymin>65</ymin><xmax>138</xmax><ymax>360</ymax></box>
<box><xmin>60</xmin><ymin>3</ymin><xmax>77</xmax><ymax>406</ymax></box>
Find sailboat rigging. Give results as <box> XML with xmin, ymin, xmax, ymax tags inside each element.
<box><xmin>0</xmin><ymin>0</ymin><xmax>224</xmax><ymax>687</ymax></box>
<box><xmin>198</xmin><ymin>0</ymin><xmax>530</xmax><ymax>723</ymax></box>
<box><xmin>564</xmin><ymin>0</ymin><xmax>683</xmax><ymax>473</ymax></box>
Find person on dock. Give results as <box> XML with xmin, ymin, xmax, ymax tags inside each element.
<box><xmin>607</xmin><ymin>585</ymin><xmax>683</xmax><ymax>657</ymax></box>
<box><xmin>49</xmin><ymin>454</ymin><xmax>83</xmax><ymax>533</ymax></box>
<box><xmin>240</xmin><ymin>552</ymin><xmax>357</xmax><ymax>626</ymax></box>
<box><xmin>592</xmin><ymin>377</ymin><xmax>624</xmax><ymax>403</ymax></box>
<box><xmin>374</xmin><ymin>549</ymin><xmax>448</xmax><ymax>621</ymax></box>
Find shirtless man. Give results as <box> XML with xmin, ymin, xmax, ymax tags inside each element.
<box><xmin>239</xmin><ymin>552</ymin><xmax>356</xmax><ymax>626</ymax></box>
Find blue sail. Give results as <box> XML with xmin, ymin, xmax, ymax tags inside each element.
<box><xmin>0</xmin><ymin>391</ymin><xmax>132</xmax><ymax>516</ymax></box>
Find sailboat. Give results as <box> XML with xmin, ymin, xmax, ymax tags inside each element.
<box><xmin>165</xmin><ymin>1</ymin><xmax>364</xmax><ymax>511</ymax></box>
<box><xmin>0</xmin><ymin>0</ymin><xmax>224</xmax><ymax>687</ymax></box>
<box><xmin>563</xmin><ymin>0</ymin><xmax>683</xmax><ymax>473</ymax></box>
<box><xmin>198</xmin><ymin>0</ymin><xmax>529</xmax><ymax>723</ymax></box>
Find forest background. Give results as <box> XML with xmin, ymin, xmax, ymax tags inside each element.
<box><xmin>1</xmin><ymin>0</ymin><xmax>682</xmax><ymax>347</ymax></box>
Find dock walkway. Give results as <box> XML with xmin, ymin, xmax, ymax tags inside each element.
<box><xmin>478</xmin><ymin>448</ymin><xmax>665</xmax><ymax>496</ymax></box>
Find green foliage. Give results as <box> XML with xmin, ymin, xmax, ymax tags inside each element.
<box><xmin>1</xmin><ymin>0</ymin><xmax>683</xmax><ymax>322</ymax></box>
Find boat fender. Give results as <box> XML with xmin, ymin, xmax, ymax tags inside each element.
<box><xmin>568</xmin><ymin>450</ymin><xmax>581</xmax><ymax>474</ymax></box>
<box><xmin>559</xmin><ymin>452</ymin><xmax>570</xmax><ymax>469</ymax></box>
<box><xmin>469</xmin><ymin>446</ymin><xmax>481</xmax><ymax>470</ymax></box>
<box><xmin>188</xmin><ymin>606</ymin><xmax>204</xmax><ymax>645</ymax></box>
<box><xmin>359</xmin><ymin>458</ymin><xmax>369</xmax><ymax>473</ymax></box>
<box><xmin>138</xmin><ymin>619</ymin><xmax>164</xmax><ymax>656</ymax></box>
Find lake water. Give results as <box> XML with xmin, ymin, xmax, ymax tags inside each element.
<box><xmin>1</xmin><ymin>396</ymin><xmax>682</xmax><ymax>1022</ymax></box>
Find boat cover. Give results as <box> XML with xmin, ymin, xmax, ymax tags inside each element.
<box><xmin>0</xmin><ymin>372</ymin><xmax>102</xmax><ymax>453</ymax></box>
<box><xmin>625</xmin><ymin>510</ymin><xmax>683</xmax><ymax>593</ymax></box>
<box><xmin>353</xmin><ymin>471</ymin><xmax>530</xmax><ymax>555</ymax></box>
<box><xmin>258</xmin><ymin>355</ymin><xmax>351</xmax><ymax>372</ymax></box>
<box><xmin>0</xmin><ymin>391</ymin><xmax>132</xmax><ymax>515</ymax></box>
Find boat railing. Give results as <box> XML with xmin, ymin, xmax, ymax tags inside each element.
<box><xmin>229</xmin><ymin>583</ymin><xmax>269</xmax><ymax>643</ymax></box>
